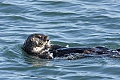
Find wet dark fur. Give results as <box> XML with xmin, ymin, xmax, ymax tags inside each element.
<box><xmin>23</xmin><ymin>34</ymin><xmax>65</xmax><ymax>59</ymax></box>
<box><xmin>23</xmin><ymin>34</ymin><xmax>120</xmax><ymax>60</ymax></box>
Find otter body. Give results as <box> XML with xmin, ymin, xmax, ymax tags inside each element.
<box><xmin>23</xmin><ymin>34</ymin><xmax>120</xmax><ymax>60</ymax></box>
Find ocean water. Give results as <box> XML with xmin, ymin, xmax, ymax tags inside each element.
<box><xmin>0</xmin><ymin>0</ymin><xmax>120</xmax><ymax>80</ymax></box>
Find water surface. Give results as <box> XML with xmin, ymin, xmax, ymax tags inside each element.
<box><xmin>0</xmin><ymin>0</ymin><xmax>120</xmax><ymax>80</ymax></box>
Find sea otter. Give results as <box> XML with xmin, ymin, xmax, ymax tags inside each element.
<box><xmin>23</xmin><ymin>33</ymin><xmax>120</xmax><ymax>60</ymax></box>
<box><xmin>23</xmin><ymin>34</ymin><xmax>65</xmax><ymax>59</ymax></box>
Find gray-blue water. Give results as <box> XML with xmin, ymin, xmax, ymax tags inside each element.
<box><xmin>0</xmin><ymin>0</ymin><xmax>120</xmax><ymax>80</ymax></box>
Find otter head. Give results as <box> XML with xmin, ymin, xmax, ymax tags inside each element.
<box><xmin>23</xmin><ymin>34</ymin><xmax>53</xmax><ymax>59</ymax></box>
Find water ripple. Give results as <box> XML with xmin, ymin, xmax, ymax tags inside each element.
<box><xmin>0</xmin><ymin>0</ymin><xmax>120</xmax><ymax>80</ymax></box>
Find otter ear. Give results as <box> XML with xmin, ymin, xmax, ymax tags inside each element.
<box><xmin>44</xmin><ymin>36</ymin><xmax>49</xmax><ymax>41</ymax></box>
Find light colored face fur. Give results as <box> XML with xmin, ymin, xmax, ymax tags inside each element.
<box><xmin>31</xmin><ymin>36</ymin><xmax>50</xmax><ymax>53</ymax></box>
<box><xmin>24</xmin><ymin>34</ymin><xmax>51</xmax><ymax>54</ymax></box>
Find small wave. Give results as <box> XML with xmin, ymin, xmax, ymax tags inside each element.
<box><xmin>0</xmin><ymin>15</ymin><xmax>36</xmax><ymax>22</ymax></box>
<box><xmin>41</xmin><ymin>11</ymin><xmax>76</xmax><ymax>16</ymax></box>
<box><xmin>0</xmin><ymin>2</ymin><xmax>28</xmax><ymax>14</ymax></box>
<box><xmin>0</xmin><ymin>2</ymin><xmax>12</xmax><ymax>6</ymax></box>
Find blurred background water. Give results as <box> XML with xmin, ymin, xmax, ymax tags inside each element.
<box><xmin>0</xmin><ymin>0</ymin><xmax>120</xmax><ymax>80</ymax></box>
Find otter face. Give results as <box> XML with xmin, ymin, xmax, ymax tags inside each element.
<box><xmin>23</xmin><ymin>34</ymin><xmax>51</xmax><ymax>55</ymax></box>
